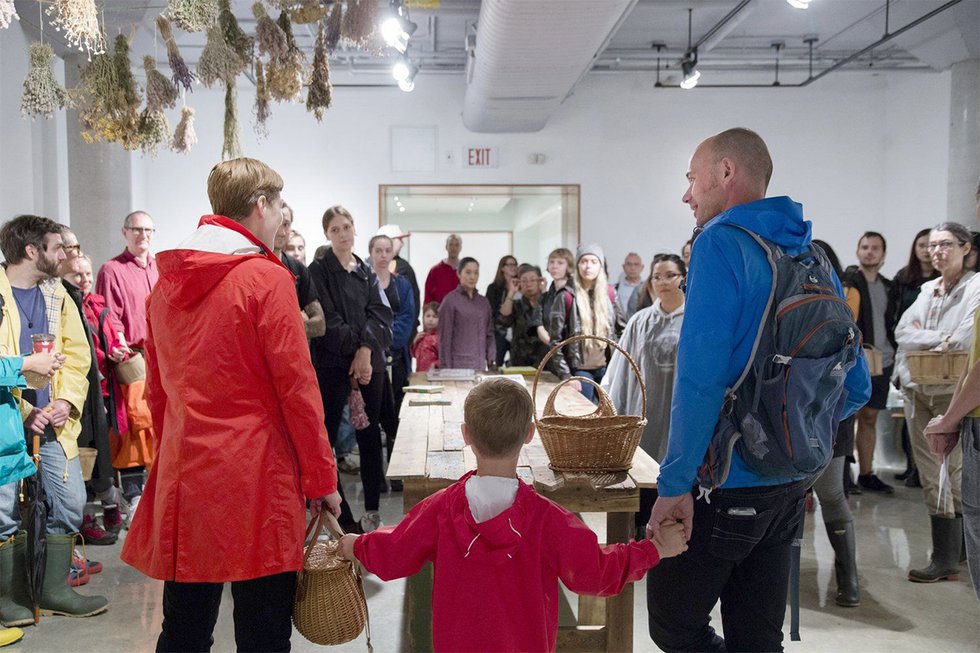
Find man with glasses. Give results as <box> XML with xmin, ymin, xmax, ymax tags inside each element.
<box><xmin>95</xmin><ymin>211</ymin><xmax>158</xmax><ymax>525</ymax></box>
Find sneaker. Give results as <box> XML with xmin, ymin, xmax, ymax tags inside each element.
<box><xmin>81</xmin><ymin>514</ymin><xmax>118</xmax><ymax>546</ymax></box>
<box><xmin>858</xmin><ymin>473</ymin><xmax>894</xmax><ymax>494</ymax></box>
<box><xmin>337</xmin><ymin>457</ymin><xmax>360</xmax><ymax>475</ymax></box>
<box><xmin>338</xmin><ymin>519</ymin><xmax>364</xmax><ymax>535</ymax></box>
<box><xmin>73</xmin><ymin>547</ymin><xmax>102</xmax><ymax>575</ymax></box>
<box><xmin>359</xmin><ymin>512</ymin><xmax>383</xmax><ymax>534</ymax></box>
<box><xmin>69</xmin><ymin>551</ymin><xmax>89</xmax><ymax>587</ymax></box>
<box><xmin>102</xmin><ymin>506</ymin><xmax>123</xmax><ymax>534</ymax></box>
<box><xmin>124</xmin><ymin>495</ymin><xmax>141</xmax><ymax>530</ymax></box>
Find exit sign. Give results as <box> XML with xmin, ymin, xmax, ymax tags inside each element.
<box><xmin>463</xmin><ymin>147</ymin><xmax>498</xmax><ymax>168</ymax></box>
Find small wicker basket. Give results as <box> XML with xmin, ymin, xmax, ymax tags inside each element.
<box><xmin>78</xmin><ymin>447</ymin><xmax>98</xmax><ymax>481</ymax></box>
<box><xmin>533</xmin><ymin>335</ymin><xmax>647</xmax><ymax>473</ymax></box>
<box><xmin>114</xmin><ymin>353</ymin><xmax>145</xmax><ymax>386</ymax></box>
<box><xmin>863</xmin><ymin>345</ymin><xmax>884</xmax><ymax>377</ymax></box>
<box><xmin>907</xmin><ymin>350</ymin><xmax>969</xmax><ymax>385</ymax></box>
<box><xmin>293</xmin><ymin>511</ymin><xmax>371</xmax><ymax>648</ymax></box>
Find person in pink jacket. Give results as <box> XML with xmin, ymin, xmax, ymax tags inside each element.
<box><xmin>342</xmin><ymin>377</ymin><xmax>687</xmax><ymax>652</ymax></box>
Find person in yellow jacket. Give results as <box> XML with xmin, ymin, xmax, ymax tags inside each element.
<box><xmin>0</xmin><ymin>215</ymin><xmax>107</xmax><ymax>625</ymax></box>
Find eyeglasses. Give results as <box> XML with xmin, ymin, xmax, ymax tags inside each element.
<box><xmin>652</xmin><ymin>273</ymin><xmax>682</xmax><ymax>282</ymax></box>
<box><xmin>125</xmin><ymin>227</ymin><xmax>155</xmax><ymax>235</ymax></box>
<box><xmin>927</xmin><ymin>240</ymin><xmax>961</xmax><ymax>252</ymax></box>
<box><xmin>61</xmin><ymin>244</ymin><xmax>81</xmax><ymax>252</ymax></box>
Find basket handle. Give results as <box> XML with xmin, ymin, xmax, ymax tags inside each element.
<box><xmin>532</xmin><ymin>334</ymin><xmax>646</xmax><ymax>425</ymax></box>
<box><xmin>542</xmin><ymin>376</ymin><xmax>616</xmax><ymax>419</ymax></box>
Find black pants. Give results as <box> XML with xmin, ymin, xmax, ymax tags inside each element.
<box><xmin>647</xmin><ymin>480</ymin><xmax>807</xmax><ymax>653</ymax></box>
<box><xmin>380</xmin><ymin>370</ymin><xmax>399</xmax><ymax>462</ymax></box>
<box><xmin>391</xmin><ymin>350</ymin><xmax>409</xmax><ymax>416</ymax></box>
<box><xmin>317</xmin><ymin>367</ymin><xmax>386</xmax><ymax>517</ymax></box>
<box><xmin>157</xmin><ymin>572</ymin><xmax>296</xmax><ymax>653</ymax></box>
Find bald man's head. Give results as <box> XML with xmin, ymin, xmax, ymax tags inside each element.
<box><xmin>708</xmin><ymin>128</ymin><xmax>773</xmax><ymax>191</ymax></box>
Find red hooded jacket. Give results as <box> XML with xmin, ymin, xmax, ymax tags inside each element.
<box><xmin>354</xmin><ymin>471</ymin><xmax>660</xmax><ymax>652</ymax></box>
<box><xmin>121</xmin><ymin>217</ymin><xmax>337</xmax><ymax>582</ymax></box>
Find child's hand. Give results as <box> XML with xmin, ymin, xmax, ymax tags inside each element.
<box><xmin>340</xmin><ymin>534</ymin><xmax>359</xmax><ymax>561</ymax></box>
<box><xmin>652</xmin><ymin>519</ymin><xmax>688</xmax><ymax>559</ymax></box>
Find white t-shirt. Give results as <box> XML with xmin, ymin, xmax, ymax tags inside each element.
<box><xmin>464</xmin><ymin>475</ymin><xmax>519</xmax><ymax>523</ymax></box>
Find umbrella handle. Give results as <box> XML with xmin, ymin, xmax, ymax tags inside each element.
<box><xmin>32</xmin><ymin>434</ymin><xmax>40</xmax><ymax>461</ymax></box>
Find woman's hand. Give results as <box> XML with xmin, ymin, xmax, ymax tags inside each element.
<box><xmin>109</xmin><ymin>346</ymin><xmax>130</xmax><ymax>363</ymax></box>
<box><xmin>349</xmin><ymin>347</ymin><xmax>373</xmax><ymax>385</ymax></box>
<box><xmin>506</xmin><ymin>277</ymin><xmax>520</xmax><ymax>298</ymax></box>
<box><xmin>22</xmin><ymin>352</ymin><xmax>65</xmax><ymax>377</ymax></box>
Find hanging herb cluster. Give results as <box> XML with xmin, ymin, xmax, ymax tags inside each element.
<box><xmin>139</xmin><ymin>107</ymin><xmax>171</xmax><ymax>156</ymax></box>
<box><xmin>252</xmin><ymin>2</ymin><xmax>287</xmax><ymax>60</ymax></box>
<box><xmin>253</xmin><ymin>59</ymin><xmax>271</xmax><ymax>137</ymax></box>
<box><xmin>266</xmin><ymin>11</ymin><xmax>304</xmax><ymax>102</ymax></box>
<box><xmin>307</xmin><ymin>24</ymin><xmax>332</xmax><ymax>122</ymax></box>
<box><xmin>342</xmin><ymin>0</ymin><xmax>378</xmax><ymax>47</ymax></box>
<box><xmin>325</xmin><ymin>4</ymin><xmax>342</xmax><ymax>52</ymax></box>
<box><xmin>144</xmin><ymin>56</ymin><xmax>179</xmax><ymax>112</ymax></box>
<box><xmin>197</xmin><ymin>23</ymin><xmax>244</xmax><ymax>88</ymax></box>
<box><xmin>218</xmin><ymin>0</ymin><xmax>253</xmax><ymax>64</ymax></box>
<box><xmin>289</xmin><ymin>1</ymin><xmax>329</xmax><ymax>24</ymax></box>
<box><xmin>46</xmin><ymin>0</ymin><xmax>105</xmax><ymax>58</ymax></box>
<box><xmin>77</xmin><ymin>35</ymin><xmax>143</xmax><ymax>149</ymax></box>
<box><xmin>222</xmin><ymin>80</ymin><xmax>242</xmax><ymax>160</ymax></box>
<box><xmin>21</xmin><ymin>42</ymin><xmax>71</xmax><ymax>119</ymax></box>
<box><xmin>156</xmin><ymin>15</ymin><xmax>195</xmax><ymax>92</ymax></box>
<box><xmin>1</xmin><ymin>0</ymin><xmax>18</xmax><ymax>30</ymax></box>
<box><xmin>167</xmin><ymin>0</ymin><xmax>219</xmax><ymax>33</ymax></box>
<box><xmin>172</xmin><ymin>106</ymin><xmax>198</xmax><ymax>154</ymax></box>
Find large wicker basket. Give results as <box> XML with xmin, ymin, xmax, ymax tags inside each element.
<box><xmin>532</xmin><ymin>335</ymin><xmax>647</xmax><ymax>473</ymax></box>
<box><xmin>907</xmin><ymin>350</ymin><xmax>969</xmax><ymax>385</ymax></box>
<box><xmin>293</xmin><ymin>512</ymin><xmax>370</xmax><ymax>648</ymax></box>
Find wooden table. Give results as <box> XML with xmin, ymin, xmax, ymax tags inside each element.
<box><xmin>387</xmin><ymin>374</ymin><xmax>660</xmax><ymax>653</ymax></box>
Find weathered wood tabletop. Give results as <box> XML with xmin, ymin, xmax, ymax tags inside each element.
<box><xmin>388</xmin><ymin>373</ymin><xmax>660</xmax><ymax>653</ymax></box>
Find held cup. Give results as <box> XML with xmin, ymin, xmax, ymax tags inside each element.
<box><xmin>31</xmin><ymin>334</ymin><xmax>55</xmax><ymax>354</ymax></box>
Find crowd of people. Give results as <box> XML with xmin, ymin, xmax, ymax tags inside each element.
<box><xmin>0</xmin><ymin>130</ymin><xmax>976</xmax><ymax>651</ymax></box>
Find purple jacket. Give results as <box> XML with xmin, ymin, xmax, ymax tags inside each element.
<box><xmin>438</xmin><ymin>286</ymin><xmax>495</xmax><ymax>370</ymax></box>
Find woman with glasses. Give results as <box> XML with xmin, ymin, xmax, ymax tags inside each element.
<box><xmin>485</xmin><ymin>255</ymin><xmax>519</xmax><ymax>367</ymax></box>
<box><xmin>896</xmin><ymin>222</ymin><xmax>980</xmax><ymax>583</ymax></box>
<box><xmin>602</xmin><ymin>253</ymin><xmax>685</xmax><ymax>538</ymax></box>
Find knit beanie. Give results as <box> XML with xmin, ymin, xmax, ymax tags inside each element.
<box><xmin>576</xmin><ymin>243</ymin><xmax>605</xmax><ymax>266</ymax></box>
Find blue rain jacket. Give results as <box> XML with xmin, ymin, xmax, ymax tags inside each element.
<box><xmin>0</xmin><ymin>357</ymin><xmax>37</xmax><ymax>487</ymax></box>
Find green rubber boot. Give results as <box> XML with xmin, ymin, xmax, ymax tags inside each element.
<box><xmin>38</xmin><ymin>534</ymin><xmax>108</xmax><ymax>618</ymax></box>
<box><xmin>0</xmin><ymin>533</ymin><xmax>34</xmax><ymax>627</ymax></box>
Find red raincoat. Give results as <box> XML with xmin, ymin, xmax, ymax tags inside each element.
<box><xmin>121</xmin><ymin>216</ymin><xmax>337</xmax><ymax>583</ymax></box>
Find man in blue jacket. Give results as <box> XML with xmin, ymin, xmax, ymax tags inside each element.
<box><xmin>646</xmin><ymin>128</ymin><xmax>871</xmax><ymax>651</ymax></box>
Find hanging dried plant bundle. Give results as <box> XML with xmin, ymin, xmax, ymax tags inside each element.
<box><xmin>139</xmin><ymin>107</ymin><xmax>171</xmax><ymax>156</ymax></box>
<box><xmin>358</xmin><ymin>31</ymin><xmax>389</xmax><ymax>58</ymax></box>
<box><xmin>342</xmin><ymin>0</ymin><xmax>378</xmax><ymax>47</ymax></box>
<box><xmin>1</xmin><ymin>0</ymin><xmax>18</xmax><ymax>30</ymax></box>
<box><xmin>325</xmin><ymin>4</ymin><xmax>342</xmax><ymax>52</ymax></box>
<box><xmin>252</xmin><ymin>2</ymin><xmax>287</xmax><ymax>60</ymax></box>
<box><xmin>197</xmin><ymin>23</ymin><xmax>245</xmax><ymax>88</ymax></box>
<box><xmin>76</xmin><ymin>37</ymin><xmax>144</xmax><ymax>148</ymax></box>
<box><xmin>289</xmin><ymin>1</ymin><xmax>329</xmax><ymax>24</ymax></box>
<box><xmin>144</xmin><ymin>56</ymin><xmax>179</xmax><ymax>112</ymax></box>
<box><xmin>46</xmin><ymin>0</ymin><xmax>105</xmax><ymax>58</ymax></box>
<box><xmin>219</xmin><ymin>0</ymin><xmax>253</xmax><ymax>64</ymax></box>
<box><xmin>222</xmin><ymin>80</ymin><xmax>242</xmax><ymax>160</ymax></box>
<box><xmin>112</xmin><ymin>35</ymin><xmax>142</xmax><ymax>116</ymax></box>
<box><xmin>156</xmin><ymin>15</ymin><xmax>195</xmax><ymax>92</ymax></box>
<box><xmin>306</xmin><ymin>24</ymin><xmax>332</xmax><ymax>122</ymax></box>
<box><xmin>253</xmin><ymin>60</ymin><xmax>272</xmax><ymax>138</ymax></box>
<box><xmin>21</xmin><ymin>42</ymin><xmax>71</xmax><ymax>119</ymax></box>
<box><xmin>172</xmin><ymin>106</ymin><xmax>197</xmax><ymax>154</ymax></box>
<box><xmin>167</xmin><ymin>0</ymin><xmax>219</xmax><ymax>33</ymax></box>
<box><xmin>266</xmin><ymin>12</ymin><xmax>304</xmax><ymax>102</ymax></box>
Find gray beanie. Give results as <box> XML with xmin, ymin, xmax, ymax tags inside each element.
<box><xmin>576</xmin><ymin>243</ymin><xmax>605</xmax><ymax>265</ymax></box>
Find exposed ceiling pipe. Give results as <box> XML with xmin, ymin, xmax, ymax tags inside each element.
<box><xmin>696</xmin><ymin>0</ymin><xmax>757</xmax><ymax>53</ymax></box>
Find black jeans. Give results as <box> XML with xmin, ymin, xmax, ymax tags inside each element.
<box><xmin>647</xmin><ymin>480</ymin><xmax>808</xmax><ymax>653</ymax></box>
<box><xmin>391</xmin><ymin>350</ymin><xmax>409</xmax><ymax>416</ymax></box>
<box><xmin>157</xmin><ymin>571</ymin><xmax>296</xmax><ymax>653</ymax></box>
<box><xmin>316</xmin><ymin>367</ymin><xmax>386</xmax><ymax>517</ymax></box>
<box><xmin>380</xmin><ymin>369</ymin><xmax>399</xmax><ymax>463</ymax></box>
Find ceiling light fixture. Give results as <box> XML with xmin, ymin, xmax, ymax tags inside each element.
<box><xmin>392</xmin><ymin>56</ymin><xmax>411</xmax><ymax>81</ymax></box>
<box><xmin>679</xmin><ymin>9</ymin><xmax>700</xmax><ymax>90</ymax></box>
<box><xmin>381</xmin><ymin>1</ymin><xmax>418</xmax><ymax>54</ymax></box>
<box><xmin>786</xmin><ymin>0</ymin><xmax>812</xmax><ymax>9</ymax></box>
<box><xmin>396</xmin><ymin>59</ymin><xmax>419</xmax><ymax>92</ymax></box>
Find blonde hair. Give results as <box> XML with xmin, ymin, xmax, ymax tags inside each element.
<box><xmin>575</xmin><ymin>264</ymin><xmax>610</xmax><ymax>340</ymax></box>
<box><xmin>207</xmin><ymin>158</ymin><xmax>283</xmax><ymax>221</ymax></box>
<box><xmin>464</xmin><ymin>377</ymin><xmax>533</xmax><ymax>458</ymax></box>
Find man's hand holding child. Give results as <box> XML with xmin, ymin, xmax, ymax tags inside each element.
<box><xmin>651</xmin><ymin>519</ymin><xmax>688</xmax><ymax>559</ymax></box>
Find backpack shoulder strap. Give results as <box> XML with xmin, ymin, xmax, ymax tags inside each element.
<box><xmin>724</xmin><ymin>224</ymin><xmax>780</xmax><ymax>395</ymax></box>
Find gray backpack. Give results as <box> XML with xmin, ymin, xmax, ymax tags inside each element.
<box><xmin>696</xmin><ymin>225</ymin><xmax>859</xmax><ymax>491</ymax></box>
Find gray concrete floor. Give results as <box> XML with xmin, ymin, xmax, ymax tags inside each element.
<box><xmin>8</xmin><ymin>468</ymin><xmax>980</xmax><ymax>653</ymax></box>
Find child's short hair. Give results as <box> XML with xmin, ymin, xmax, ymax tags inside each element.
<box><xmin>423</xmin><ymin>301</ymin><xmax>440</xmax><ymax>316</ymax></box>
<box><xmin>464</xmin><ymin>377</ymin><xmax>534</xmax><ymax>458</ymax></box>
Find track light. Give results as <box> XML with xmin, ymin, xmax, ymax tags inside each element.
<box><xmin>393</xmin><ymin>57</ymin><xmax>418</xmax><ymax>91</ymax></box>
<box><xmin>382</xmin><ymin>2</ymin><xmax>417</xmax><ymax>53</ymax></box>
<box><xmin>680</xmin><ymin>52</ymin><xmax>700</xmax><ymax>90</ymax></box>
<box><xmin>786</xmin><ymin>0</ymin><xmax>812</xmax><ymax>8</ymax></box>
<box><xmin>398</xmin><ymin>78</ymin><xmax>415</xmax><ymax>92</ymax></box>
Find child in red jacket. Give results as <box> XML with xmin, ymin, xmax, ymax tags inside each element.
<box><xmin>342</xmin><ymin>377</ymin><xmax>687</xmax><ymax>652</ymax></box>
<box><xmin>411</xmin><ymin>302</ymin><xmax>440</xmax><ymax>372</ymax></box>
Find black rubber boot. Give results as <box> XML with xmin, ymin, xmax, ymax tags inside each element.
<box><xmin>908</xmin><ymin>515</ymin><xmax>962</xmax><ymax>583</ymax></box>
<box><xmin>0</xmin><ymin>533</ymin><xmax>34</xmax><ymax>627</ymax></box>
<box><xmin>38</xmin><ymin>534</ymin><xmax>108</xmax><ymax>617</ymax></box>
<box><xmin>825</xmin><ymin>520</ymin><xmax>860</xmax><ymax>607</ymax></box>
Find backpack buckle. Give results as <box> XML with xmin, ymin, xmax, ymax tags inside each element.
<box><xmin>721</xmin><ymin>393</ymin><xmax>736</xmax><ymax>416</ymax></box>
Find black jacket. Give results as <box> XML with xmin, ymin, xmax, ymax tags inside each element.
<box><xmin>842</xmin><ymin>267</ymin><xmax>897</xmax><ymax>350</ymax></box>
<box><xmin>394</xmin><ymin>255</ymin><xmax>420</xmax><ymax>330</ymax></box>
<box><xmin>309</xmin><ymin>250</ymin><xmax>393</xmax><ymax>371</ymax></box>
<box><xmin>544</xmin><ymin>282</ymin><xmax>625</xmax><ymax>379</ymax></box>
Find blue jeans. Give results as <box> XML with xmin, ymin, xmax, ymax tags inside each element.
<box><xmin>571</xmin><ymin>367</ymin><xmax>606</xmax><ymax>404</ymax></box>
<box><xmin>336</xmin><ymin>406</ymin><xmax>357</xmax><ymax>459</ymax></box>
<box><xmin>0</xmin><ymin>438</ymin><xmax>86</xmax><ymax>537</ymax></box>
<box><xmin>647</xmin><ymin>479</ymin><xmax>808</xmax><ymax>652</ymax></box>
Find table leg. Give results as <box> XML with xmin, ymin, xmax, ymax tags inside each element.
<box><xmin>406</xmin><ymin>563</ymin><xmax>433</xmax><ymax>652</ymax></box>
<box><xmin>605</xmin><ymin>511</ymin><xmax>633</xmax><ymax>653</ymax></box>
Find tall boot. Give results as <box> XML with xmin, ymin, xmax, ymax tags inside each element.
<box><xmin>908</xmin><ymin>515</ymin><xmax>962</xmax><ymax>583</ymax></box>
<box><xmin>0</xmin><ymin>533</ymin><xmax>34</xmax><ymax>627</ymax></box>
<box><xmin>38</xmin><ymin>534</ymin><xmax>108</xmax><ymax>618</ymax></box>
<box><xmin>825</xmin><ymin>520</ymin><xmax>860</xmax><ymax>607</ymax></box>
